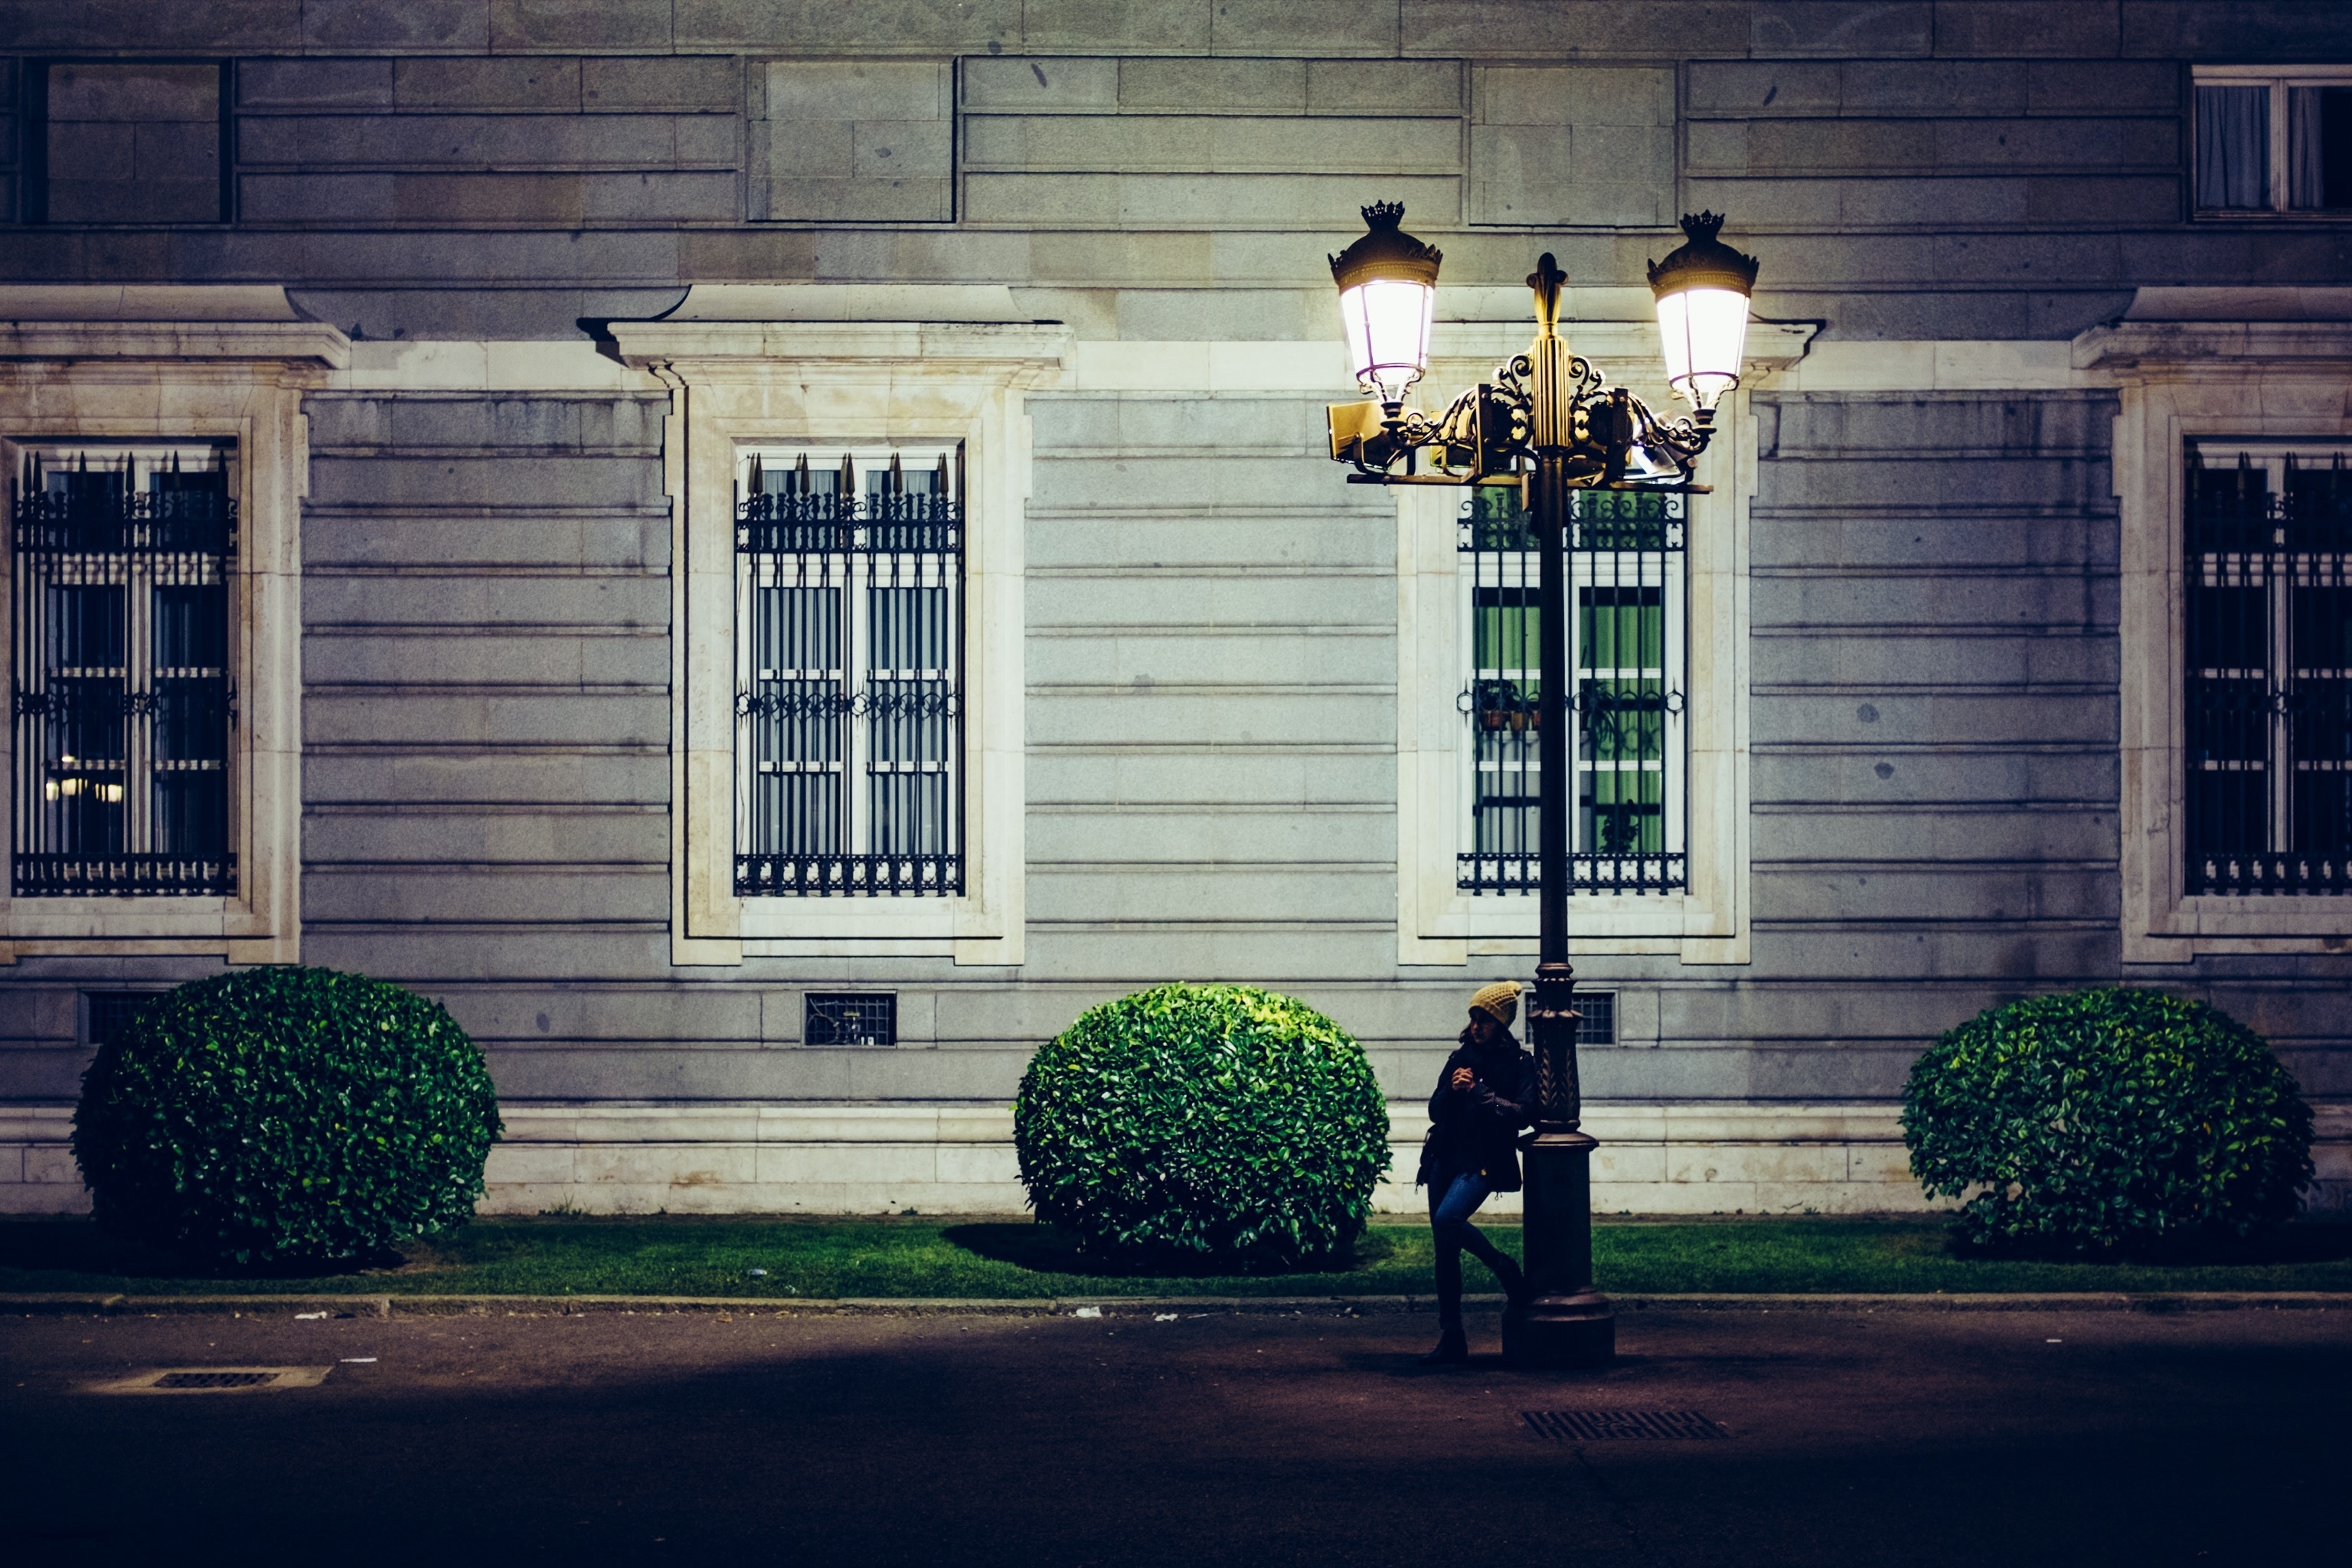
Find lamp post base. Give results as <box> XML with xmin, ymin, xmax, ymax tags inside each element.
<box><xmin>1502</xmin><ymin>1289</ymin><xmax>1616</xmax><ymax>1368</ymax></box>
<box><xmin>1507</xmin><ymin>1125</ymin><xmax>1616</xmax><ymax>1369</ymax></box>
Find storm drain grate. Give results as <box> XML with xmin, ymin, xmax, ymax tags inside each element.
<box><xmin>1522</xmin><ymin>1410</ymin><xmax>1727</xmax><ymax>1442</ymax></box>
<box><xmin>83</xmin><ymin>1365</ymin><xmax>332</xmax><ymax>1396</ymax></box>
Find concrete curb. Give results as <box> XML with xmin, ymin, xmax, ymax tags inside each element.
<box><xmin>5</xmin><ymin>1290</ymin><xmax>2347</xmax><ymax>1318</ymax></box>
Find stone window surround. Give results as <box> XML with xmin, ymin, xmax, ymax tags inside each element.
<box><xmin>1396</xmin><ymin>318</ymin><xmax>1815</xmax><ymax>965</ymax></box>
<box><xmin>609</xmin><ymin>287</ymin><xmax>1073</xmax><ymax>966</ymax></box>
<box><xmin>2078</xmin><ymin>305</ymin><xmax>2352</xmax><ymax>962</ymax></box>
<box><xmin>0</xmin><ymin>288</ymin><xmax>345</xmax><ymax>963</ymax></box>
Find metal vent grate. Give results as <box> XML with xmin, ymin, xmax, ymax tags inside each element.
<box><xmin>84</xmin><ymin>991</ymin><xmax>162</xmax><ymax>1047</ymax></box>
<box><xmin>805</xmin><ymin>991</ymin><xmax>897</xmax><ymax>1047</ymax></box>
<box><xmin>1522</xmin><ymin>1410</ymin><xmax>1726</xmax><ymax>1442</ymax></box>
<box><xmin>155</xmin><ymin>1371</ymin><xmax>274</xmax><ymax>1389</ymax></box>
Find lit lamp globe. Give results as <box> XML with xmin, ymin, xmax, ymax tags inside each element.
<box><xmin>1646</xmin><ymin>212</ymin><xmax>1760</xmax><ymax>425</ymax></box>
<box><xmin>1329</xmin><ymin>201</ymin><xmax>1442</xmax><ymax>414</ymax></box>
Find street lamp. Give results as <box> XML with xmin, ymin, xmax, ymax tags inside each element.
<box><xmin>1325</xmin><ymin>204</ymin><xmax>1759</xmax><ymax>1368</ymax></box>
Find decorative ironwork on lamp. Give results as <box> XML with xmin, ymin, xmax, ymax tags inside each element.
<box><xmin>1325</xmin><ymin>205</ymin><xmax>1759</xmax><ymax>492</ymax></box>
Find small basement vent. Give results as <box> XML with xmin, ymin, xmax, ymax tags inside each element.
<box><xmin>805</xmin><ymin>992</ymin><xmax>897</xmax><ymax>1047</ymax></box>
<box><xmin>1574</xmin><ymin>992</ymin><xmax>1616</xmax><ymax>1047</ymax></box>
<box><xmin>1522</xmin><ymin>1410</ymin><xmax>1726</xmax><ymax>1442</ymax></box>
<box><xmin>157</xmin><ymin>1371</ymin><xmax>274</xmax><ymax>1389</ymax></box>
<box><xmin>84</xmin><ymin>991</ymin><xmax>164</xmax><ymax>1047</ymax></box>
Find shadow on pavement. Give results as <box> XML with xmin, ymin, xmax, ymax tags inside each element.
<box><xmin>0</xmin><ymin>1217</ymin><xmax>405</xmax><ymax>1285</ymax></box>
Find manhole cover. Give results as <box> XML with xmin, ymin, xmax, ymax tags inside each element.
<box><xmin>1523</xmin><ymin>1410</ymin><xmax>1727</xmax><ymax>1442</ymax></box>
<box><xmin>83</xmin><ymin>1366</ymin><xmax>332</xmax><ymax>1396</ymax></box>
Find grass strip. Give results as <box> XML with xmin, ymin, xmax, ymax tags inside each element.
<box><xmin>4</xmin><ymin>1214</ymin><xmax>2350</xmax><ymax>1299</ymax></box>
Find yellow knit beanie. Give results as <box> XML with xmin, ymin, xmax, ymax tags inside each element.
<box><xmin>1469</xmin><ymin>980</ymin><xmax>1521</xmax><ymax>1028</ymax></box>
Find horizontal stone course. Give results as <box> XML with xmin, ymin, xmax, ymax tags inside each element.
<box><xmin>240</xmin><ymin>115</ymin><xmax>737</xmax><ymax>169</ymax></box>
<box><xmin>305</xmin><ymin>806</ymin><xmax>666</xmax><ymax>866</ymax></box>
<box><xmin>241</xmin><ymin>171</ymin><xmax>740</xmax><ymax>224</ymax></box>
<box><xmin>304</xmin><ymin>752</ymin><xmax>668</xmax><ymax>806</ymax></box>
<box><xmin>964</xmin><ymin>114</ymin><xmax>1459</xmax><ymax>175</ymax></box>
<box><xmin>303</xmin><ymin>691</ymin><xmax>671</xmax><ymax>747</ymax></box>
<box><xmin>1751</xmin><ymin>630</ymin><xmax>2118</xmax><ymax>688</ymax></box>
<box><xmin>303</xmin><ymin>629</ymin><xmax>670</xmax><ymax>688</ymax></box>
<box><xmin>1755</xmin><ymin>863</ymin><xmax>2117</xmax><ymax>923</ymax></box>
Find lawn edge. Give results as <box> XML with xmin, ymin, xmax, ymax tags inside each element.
<box><xmin>5</xmin><ymin>1289</ymin><xmax>2350</xmax><ymax>1318</ymax></box>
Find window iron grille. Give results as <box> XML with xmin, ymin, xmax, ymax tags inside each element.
<box><xmin>2184</xmin><ymin>443</ymin><xmax>2351</xmax><ymax>895</ymax></box>
<box><xmin>805</xmin><ymin>992</ymin><xmax>897</xmax><ymax>1047</ymax></box>
<box><xmin>1573</xmin><ymin>991</ymin><xmax>1616</xmax><ymax>1047</ymax></box>
<box><xmin>11</xmin><ymin>446</ymin><xmax>236</xmax><ymax>897</ymax></box>
<box><xmin>736</xmin><ymin>449</ymin><xmax>964</xmax><ymax>897</ymax></box>
<box><xmin>1458</xmin><ymin>485</ymin><xmax>1686</xmax><ymax>894</ymax></box>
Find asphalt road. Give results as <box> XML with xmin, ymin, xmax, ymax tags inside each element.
<box><xmin>2</xmin><ymin>1304</ymin><xmax>2344</xmax><ymax>1566</ymax></box>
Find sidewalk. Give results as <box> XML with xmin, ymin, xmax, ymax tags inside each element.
<box><xmin>7</xmin><ymin>1301</ymin><xmax>2347</xmax><ymax>1565</ymax></box>
<box><xmin>8</xmin><ymin>1288</ymin><xmax>2350</xmax><ymax>1317</ymax></box>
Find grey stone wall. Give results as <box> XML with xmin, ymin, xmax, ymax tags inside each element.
<box><xmin>2</xmin><ymin>2</ymin><xmax>2350</xmax><ymax>1131</ymax></box>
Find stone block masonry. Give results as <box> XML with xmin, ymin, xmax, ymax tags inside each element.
<box><xmin>0</xmin><ymin>1</ymin><xmax>2347</xmax><ymax>1220</ymax></box>
<box><xmin>752</xmin><ymin>60</ymin><xmax>952</xmax><ymax>223</ymax></box>
<box><xmin>235</xmin><ymin>54</ymin><xmax>741</xmax><ymax>227</ymax></box>
<box><xmin>42</xmin><ymin>61</ymin><xmax>221</xmax><ymax>224</ymax></box>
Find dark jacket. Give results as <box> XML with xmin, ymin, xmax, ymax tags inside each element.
<box><xmin>1417</xmin><ymin>1032</ymin><xmax>1540</xmax><ymax>1192</ymax></box>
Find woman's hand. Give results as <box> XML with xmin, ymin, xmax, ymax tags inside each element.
<box><xmin>1450</xmin><ymin>1067</ymin><xmax>1475</xmax><ymax>1092</ymax></box>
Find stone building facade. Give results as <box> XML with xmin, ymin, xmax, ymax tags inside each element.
<box><xmin>2</xmin><ymin>2</ymin><xmax>2348</xmax><ymax>1215</ymax></box>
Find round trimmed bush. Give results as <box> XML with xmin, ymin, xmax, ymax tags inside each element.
<box><xmin>1014</xmin><ymin>984</ymin><xmax>1390</xmax><ymax>1267</ymax></box>
<box><xmin>73</xmin><ymin>967</ymin><xmax>503</xmax><ymax>1267</ymax></box>
<box><xmin>1901</xmin><ymin>988</ymin><xmax>2312</xmax><ymax>1256</ymax></box>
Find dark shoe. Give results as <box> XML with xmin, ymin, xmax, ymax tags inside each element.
<box><xmin>1419</xmin><ymin>1331</ymin><xmax>1468</xmax><ymax>1364</ymax></box>
<box><xmin>1494</xmin><ymin>1257</ymin><xmax>1530</xmax><ymax>1312</ymax></box>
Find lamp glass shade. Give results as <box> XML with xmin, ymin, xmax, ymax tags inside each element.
<box><xmin>1655</xmin><ymin>284</ymin><xmax>1750</xmax><ymax>415</ymax></box>
<box><xmin>1338</xmin><ymin>277</ymin><xmax>1435</xmax><ymax>406</ymax></box>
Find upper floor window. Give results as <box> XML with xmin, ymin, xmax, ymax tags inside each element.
<box><xmin>2194</xmin><ymin>66</ymin><xmax>2352</xmax><ymax>214</ymax></box>
<box><xmin>10</xmin><ymin>444</ymin><xmax>235</xmax><ymax>897</ymax></box>
<box><xmin>734</xmin><ymin>447</ymin><xmax>963</xmax><ymax>897</ymax></box>
<box><xmin>1457</xmin><ymin>485</ymin><xmax>1686</xmax><ymax>895</ymax></box>
<box><xmin>2184</xmin><ymin>440</ymin><xmax>2350</xmax><ymax>895</ymax></box>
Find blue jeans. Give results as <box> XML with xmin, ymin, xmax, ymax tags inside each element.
<box><xmin>1428</xmin><ymin>1171</ymin><xmax>1522</xmax><ymax>1331</ymax></box>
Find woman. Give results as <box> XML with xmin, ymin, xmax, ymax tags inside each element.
<box><xmin>1417</xmin><ymin>980</ymin><xmax>1536</xmax><ymax>1364</ymax></box>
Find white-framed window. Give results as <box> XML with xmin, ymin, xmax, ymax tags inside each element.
<box><xmin>1390</xmin><ymin>318</ymin><xmax>1808</xmax><ymax>965</ymax></box>
<box><xmin>733</xmin><ymin>446</ymin><xmax>965</xmax><ymax>897</ymax></box>
<box><xmin>1457</xmin><ymin>484</ymin><xmax>1687</xmax><ymax>894</ymax></box>
<box><xmin>2193</xmin><ymin>65</ymin><xmax>2352</xmax><ymax>214</ymax></box>
<box><xmin>11</xmin><ymin>443</ymin><xmax>236</xmax><ymax>897</ymax></box>
<box><xmin>2180</xmin><ymin>439</ymin><xmax>2351</xmax><ymax>895</ymax></box>
<box><xmin>2080</xmin><ymin>305</ymin><xmax>2352</xmax><ymax>959</ymax></box>
<box><xmin>606</xmin><ymin>299</ymin><xmax>1071</xmax><ymax>965</ymax></box>
<box><xmin>0</xmin><ymin>292</ymin><xmax>338</xmax><ymax>962</ymax></box>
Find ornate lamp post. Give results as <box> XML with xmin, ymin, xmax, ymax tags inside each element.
<box><xmin>1325</xmin><ymin>203</ymin><xmax>1759</xmax><ymax>1367</ymax></box>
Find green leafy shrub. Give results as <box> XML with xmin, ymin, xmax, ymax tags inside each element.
<box><xmin>73</xmin><ymin>968</ymin><xmax>504</xmax><ymax>1267</ymax></box>
<box><xmin>1014</xmin><ymin>984</ymin><xmax>1390</xmax><ymax>1268</ymax></box>
<box><xmin>1901</xmin><ymin>988</ymin><xmax>2313</xmax><ymax>1256</ymax></box>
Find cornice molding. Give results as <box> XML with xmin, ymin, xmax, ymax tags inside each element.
<box><xmin>0</xmin><ymin>285</ymin><xmax>304</xmax><ymax>323</ymax></box>
<box><xmin>608</xmin><ymin>318</ymin><xmax>1075</xmax><ymax>385</ymax></box>
<box><xmin>2074</xmin><ymin>319</ymin><xmax>2352</xmax><ymax>374</ymax></box>
<box><xmin>0</xmin><ymin>322</ymin><xmax>351</xmax><ymax>371</ymax></box>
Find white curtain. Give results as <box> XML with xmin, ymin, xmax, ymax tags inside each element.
<box><xmin>2197</xmin><ymin>86</ymin><xmax>2269</xmax><ymax>209</ymax></box>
